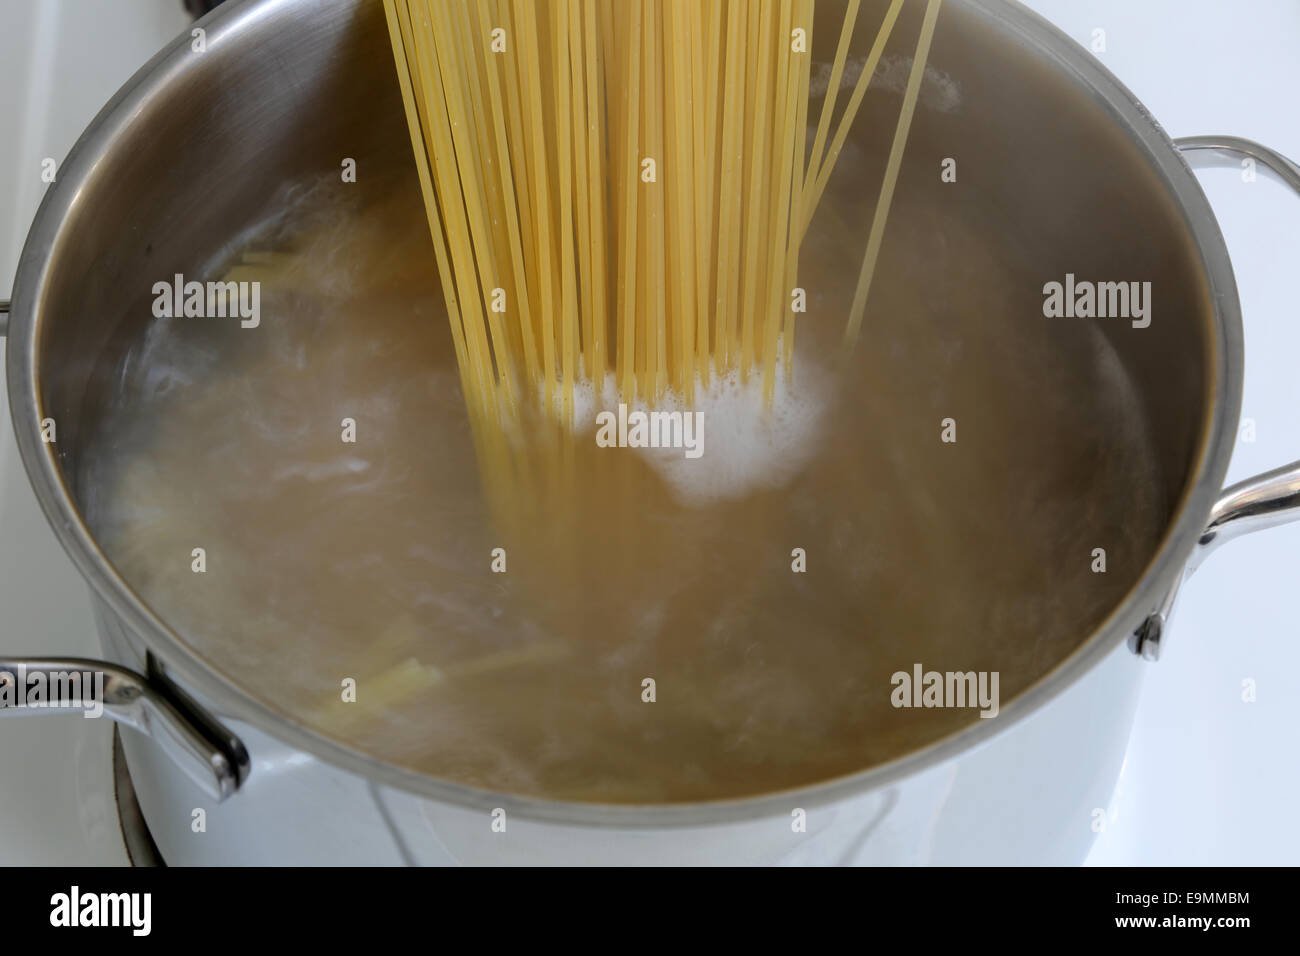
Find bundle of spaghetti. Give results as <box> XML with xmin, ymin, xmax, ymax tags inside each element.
<box><xmin>382</xmin><ymin>0</ymin><xmax>939</xmax><ymax>428</ymax></box>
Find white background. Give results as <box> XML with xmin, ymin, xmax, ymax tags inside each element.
<box><xmin>0</xmin><ymin>0</ymin><xmax>1297</xmax><ymax>865</ymax></box>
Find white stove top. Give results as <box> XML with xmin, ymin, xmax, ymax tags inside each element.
<box><xmin>1</xmin><ymin>0</ymin><xmax>1296</xmax><ymax>866</ymax></box>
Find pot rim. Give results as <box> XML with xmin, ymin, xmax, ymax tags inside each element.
<box><xmin>5</xmin><ymin>0</ymin><xmax>1240</xmax><ymax>828</ymax></box>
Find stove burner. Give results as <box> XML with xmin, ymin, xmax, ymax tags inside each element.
<box><xmin>112</xmin><ymin>728</ymin><xmax>165</xmax><ymax>867</ymax></box>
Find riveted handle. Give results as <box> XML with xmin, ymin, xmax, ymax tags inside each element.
<box><xmin>0</xmin><ymin>657</ymin><xmax>247</xmax><ymax>801</ymax></box>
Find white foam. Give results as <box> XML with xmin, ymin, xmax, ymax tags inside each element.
<box><xmin>563</xmin><ymin>354</ymin><xmax>829</xmax><ymax>507</ymax></box>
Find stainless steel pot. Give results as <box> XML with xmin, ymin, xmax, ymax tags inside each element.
<box><xmin>2</xmin><ymin>0</ymin><xmax>1299</xmax><ymax>864</ymax></box>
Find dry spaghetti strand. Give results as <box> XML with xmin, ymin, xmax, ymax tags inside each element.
<box><xmin>844</xmin><ymin>0</ymin><xmax>943</xmax><ymax>348</ymax></box>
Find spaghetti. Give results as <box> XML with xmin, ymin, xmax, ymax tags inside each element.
<box><xmin>382</xmin><ymin>0</ymin><xmax>942</xmax><ymax>426</ymax></box>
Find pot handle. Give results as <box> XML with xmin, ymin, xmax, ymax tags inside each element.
<box><xmin>0</xmin><ymin>657</ymin><xmax>246</xmax><ymax>801</ymax></box>
<box><xmin>1133</xmin><ymin>136</ymin><xmax>1300</xmax><ymax>661</ymax></box>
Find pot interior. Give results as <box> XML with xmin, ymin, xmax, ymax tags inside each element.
<box><xmin>24</xmin><ymin>0</ymin><xmax>1216</xmax><ymax>803</ymax></box>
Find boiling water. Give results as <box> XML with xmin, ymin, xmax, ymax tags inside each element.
<box><xmin>81</xmin><ymin>176</ymin><xmax>1166</xmax><ymax>803</ymax></box>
